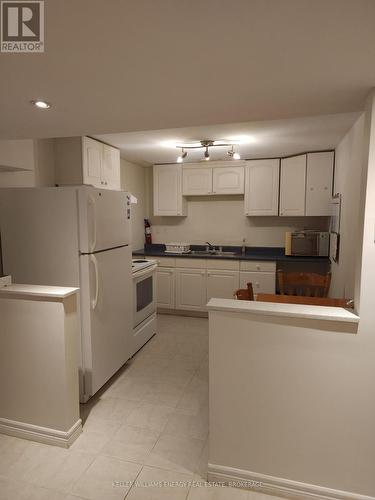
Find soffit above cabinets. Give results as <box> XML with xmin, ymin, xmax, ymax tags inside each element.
<box><xmin>95</xmin><ymin>112</ymin><xmax>359</xmax><ymax>166</ymax></box>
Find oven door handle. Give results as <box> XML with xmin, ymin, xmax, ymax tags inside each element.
<box><xmin>133</xmin><ymin>263</ymin><xmax>158</xmax><ymax>279</ymax></box>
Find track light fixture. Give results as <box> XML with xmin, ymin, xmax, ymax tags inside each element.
<box><xmin>174</xmin><ymin>139</ymin><xmax>242</xmax><ymax>162</ymax></box>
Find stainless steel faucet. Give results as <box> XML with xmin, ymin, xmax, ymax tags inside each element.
<box><xmin>205</xmin><ymin>242</ymin><xmax>216</xmax><ymax>253</ymax></box>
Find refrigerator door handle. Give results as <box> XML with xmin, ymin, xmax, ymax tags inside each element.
<box><xmin>88</xmin><ymin>194</ymin><xmax>97</xmax><ymax>252</ymax></box>
<box><xmin>90</xmin><ymin>254</ymin><xmax>99</xmax><ymax>310</ymax></box>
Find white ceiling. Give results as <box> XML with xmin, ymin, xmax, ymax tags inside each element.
<box><xmin>95</xmin><ymin>112</ymin><xmax>360</xmax><ymax>165</ymax></box>
<box><xmin>0</xmin><ymin>1</ymin><xmax>374</xmax><ymax>140</ymax></box>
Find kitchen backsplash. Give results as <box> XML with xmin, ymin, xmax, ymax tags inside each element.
<box><xmin>149</xmin><ymin>196</ymin><xmax>329</xmax><ymax>247</ymax></box>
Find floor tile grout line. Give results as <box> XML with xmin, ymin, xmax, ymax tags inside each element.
<box><xmin>123</xmin><ymin>462</ymin><xmax>144</xmax><ymax>500</ymax></box>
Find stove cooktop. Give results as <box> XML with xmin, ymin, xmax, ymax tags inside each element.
<box><xmin>132</xmin><ymin>258</ymin><xmax>157</xmax><ymax>273</ymax></box>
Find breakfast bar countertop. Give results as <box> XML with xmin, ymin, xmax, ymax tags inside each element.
<box><xmin>133</xmin><ymin>244</ymin><xmax>331</xmax><ymax>263</ymax></box>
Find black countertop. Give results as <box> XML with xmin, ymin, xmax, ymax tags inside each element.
<box><xmin>133</xmin><ymin>244</ymin><xmax>330</xmax><ymax>264</ymax></box>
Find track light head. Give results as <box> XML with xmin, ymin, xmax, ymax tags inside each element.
<box><xmin>177</xmin><ymin>148</ymin><xmax>187</xmax><ymax>163</ymax></box>
<box><xmin>204</xmin><ymin>147</ymin><xmax>210</xmax><ymax>161</ymax></box>
<box><xmin>228</xmin><ymin>146</ymin><xmax>240</xmax><ymax>160</ymax></box>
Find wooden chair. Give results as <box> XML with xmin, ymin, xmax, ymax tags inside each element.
<box><xmin>277</xmin><ymin>270</ymin><xmax>331</xmax><ymax>297</ymax></box>
<box><xmin>234</xmin><ymin>282</ymin><xmax>254</xmax><ymax>301</ymax></box>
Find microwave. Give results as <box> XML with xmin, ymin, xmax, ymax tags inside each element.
<box><xmin>285</xmin><ymin>231</ymin><xmax>329</xmax><ymax>257</ymax></box>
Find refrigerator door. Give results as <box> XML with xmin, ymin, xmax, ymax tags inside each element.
<box><xmin>79</xmin><ymin>245</ymin><xmax>132</xmax><ymax>400</ymax></box>
<box><xmin>78</xmin><ymin>187</ymin><xmax>131</xmax><ymax>253</ymax></box>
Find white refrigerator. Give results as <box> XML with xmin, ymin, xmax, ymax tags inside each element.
<box><xmin>0</xmin><ymin>186</ymin><xmax>133</xmax><ymax>402</ymax></box>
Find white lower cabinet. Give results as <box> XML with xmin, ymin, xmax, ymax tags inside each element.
<box><xmin>153</xmin><ymin>257</ymin><xmax>276</xmax><ymax>312</ymax></box>
<box><xmin>156</xmin><ymin>268</ymin><xmax>175</xmax><ymax>309</ymax></box>
<box><xmin>240</xmin><ymin>271</ymin><xmax>276</xmax><ymax>295</ymax></box>
<box><xmin>206</xmin><ymin>270</ymin><xmax>239</xmax><ymax>301</ymax></box>
<box><xmin>175</xmin><ymin>268</ymin><xmax>207</xmax><ymax>311</ymax></box>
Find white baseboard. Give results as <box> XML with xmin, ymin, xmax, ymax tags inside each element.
<box><xmin>207</xmin><ymin>463</ymin><xmax>375</xmax><ymax>500</ymax></box>
<box><xmin>0</xmin><ymin>417</ymin><xmax>82</xmax><ymax>448</ymax></box>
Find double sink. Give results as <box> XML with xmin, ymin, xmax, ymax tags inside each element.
<box><xmin>190</xmin><ymin>250</ymin><xmax>238</xmax><ymax>257</ymax></box>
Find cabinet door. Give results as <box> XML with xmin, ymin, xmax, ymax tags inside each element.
<box><xmin>305</xmin><ymin>152</ymin><xmax>334</xmax><ymax>216</ymax></box>
<box><xmin>156</xmin><ymin>268</ymin><xmax>175</xmax><ymax>309</ymax></box>
<box><xmin>279</xmin><ymin>155</ymin><xmax>306</xmax><ymax>216</ymax></box>
<box><xmin>240</xmin><ymin>271</ymin><xmax>276</xmax><ymax>294</ymax></box>
<box><xmin>245</xmin><ymin>160</ymin><xmax>280</xmax><ymax>215</ymax></box>
<box><xmin>102</xmin><ymin>145</ymin><xmax>121</xmax><ymax>190</ymax></box>
<box><xmin>182</xmin><ymin>167</ymin><xmax>212</xmax><ymax>195</ymax></box>
<box><xmin>82</xmin><ymin>137</ymin><xmax>103</xmax><ymax>188</ymax></box>
<box><xmin>175</xmin><ymin>269</ymin><xmax>207</xmax><ymax>311</ymax></box>
<box><xmin>153</xmin><ymin>164</ymin><xmax>186</xmax><ymax>216</ymax></box>
<box><xmin>212</xmin><ymin>167</ymin><xmax>244</xmax><ymax>194</ymax></box>
<box><xmin>206</xmin><ymin>270</ymin><xmax>239</xmax><ymax>301</ymax></box>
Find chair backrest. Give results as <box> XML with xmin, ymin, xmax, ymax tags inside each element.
<box><xmin>277</xmin><ymin>270</ymin><xmax>331</xmax><ymax>297</ymax></box>
<box><xmin>234</xmin><ymin>282</ymin><xmax>254</xmax><ymax>301</ymax></box>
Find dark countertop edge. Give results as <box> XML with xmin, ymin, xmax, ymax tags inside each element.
<box><xmin>132</xmin><ymin>247</ymin><xmax>330</xmax><ymax>263</ymax></box>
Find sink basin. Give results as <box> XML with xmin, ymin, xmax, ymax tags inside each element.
<box><xmin>190</xmin><ymin>250</ymin><xmax>238</xmax><ymax>257</ymax></box>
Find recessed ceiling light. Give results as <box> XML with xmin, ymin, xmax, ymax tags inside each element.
<box><xmin>30</xmin><ymin>100</ymin><xmax>51</xmax><ymax>109</ymax></box>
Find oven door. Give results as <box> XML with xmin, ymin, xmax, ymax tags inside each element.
<box><xmin>133</xmin><ymin>265</ymin><xmax>157</xmax><ymax>328</ymax></box>
<box><xmin>291</xmin><ymin>233</ymin><xmax>319</xmax><ymax>256</ymax></box>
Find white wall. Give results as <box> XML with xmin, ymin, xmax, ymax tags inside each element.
<box><xmin>34</xmin><ymin>139</ymin><xmax>56</xmax><ymax>187</ymax></box>
<box><xmin>120</xmin><ymin>159</ymin><xmax>148</xmax><ymax>250</ymax></box>
<box><xmin>330</xmin><ymin>115</ymin><xmax>365</xmax><ymax>298</ymax></box>
<box><xmin>148</xmin><ymin>165</ymin><xmax>328</xmax><ymax>247</ymax></box>
<box><xmin>0</xmin><ymin>139</ymin><xmax>55</xmax><ymax>188</ymax></box>
<box><xmin>207</xmin><ymin>92</ymin><xmax>375</xmax><ymax>499</ymax></box>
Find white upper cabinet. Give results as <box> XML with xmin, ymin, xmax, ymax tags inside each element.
<box><xmin>101</xmin><ymin>144</ymin><xmax>121</xmax><ymax>190</ymax></box>
<box><xmin>183</xmin><ymin>166</ymin><xmax>212</xmax><ymax>195</ymax></box>
<box><xmin>279</xmin><ymin>152</ymin><xmax>334</xmax><ymax>217</ymax></box>
<box><xmin>82</xmin><ymin>137</ymin><xmax>102</xmax><ymax>187</ymax></box>
<box><xmin>279</xmin><ymin>155</ymin><xmax>307</xmax><ymax>216</ymax></box>
<box><xmin>153</xmin><ymin>164</ymin><xmax>187</xmax><ymax>216</ymax></box>
<box><xmin>245</xmin><ymin>159</ymin><xmax>280</xmax><ymax>216</ymax></box>
<box><xmin>212</xmin><ymin>166</ymin><xmax>244</xmax><ymax>194</ymax></box>
<box><xmin>55</xmin><ymin>136</ymin><xmax>121</xmax><ymax>190</ymax></box>
<box><xmin>182</xmin><ymin>161</ymin><xmax>245</xmax><ymax>196</ymax></box>
<box><xmin>305</xmin><ymin>152</ymin><xmax>334</xmax><ymax>216</ymax></box>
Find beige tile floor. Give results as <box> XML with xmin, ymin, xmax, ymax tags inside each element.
<box><xmin>0</xmin><ymin>314</ymin><xmax>283</xmax><ymax>500</ymax></box>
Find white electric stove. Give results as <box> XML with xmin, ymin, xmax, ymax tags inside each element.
<box><xmin>131</xmin><ymin>258</ymin><xmax>158</xmax><ymax>356</ymax></box>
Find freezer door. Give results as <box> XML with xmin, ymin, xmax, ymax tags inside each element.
<box><xmin>78</xmin><ymin>187</ymin><xmax>131</xmax><ymax>253</ymax></box>
<box><xmin>79</xmin><ymin>245</ymin><xmax>132</xmax><ymax>400</ymax></box>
